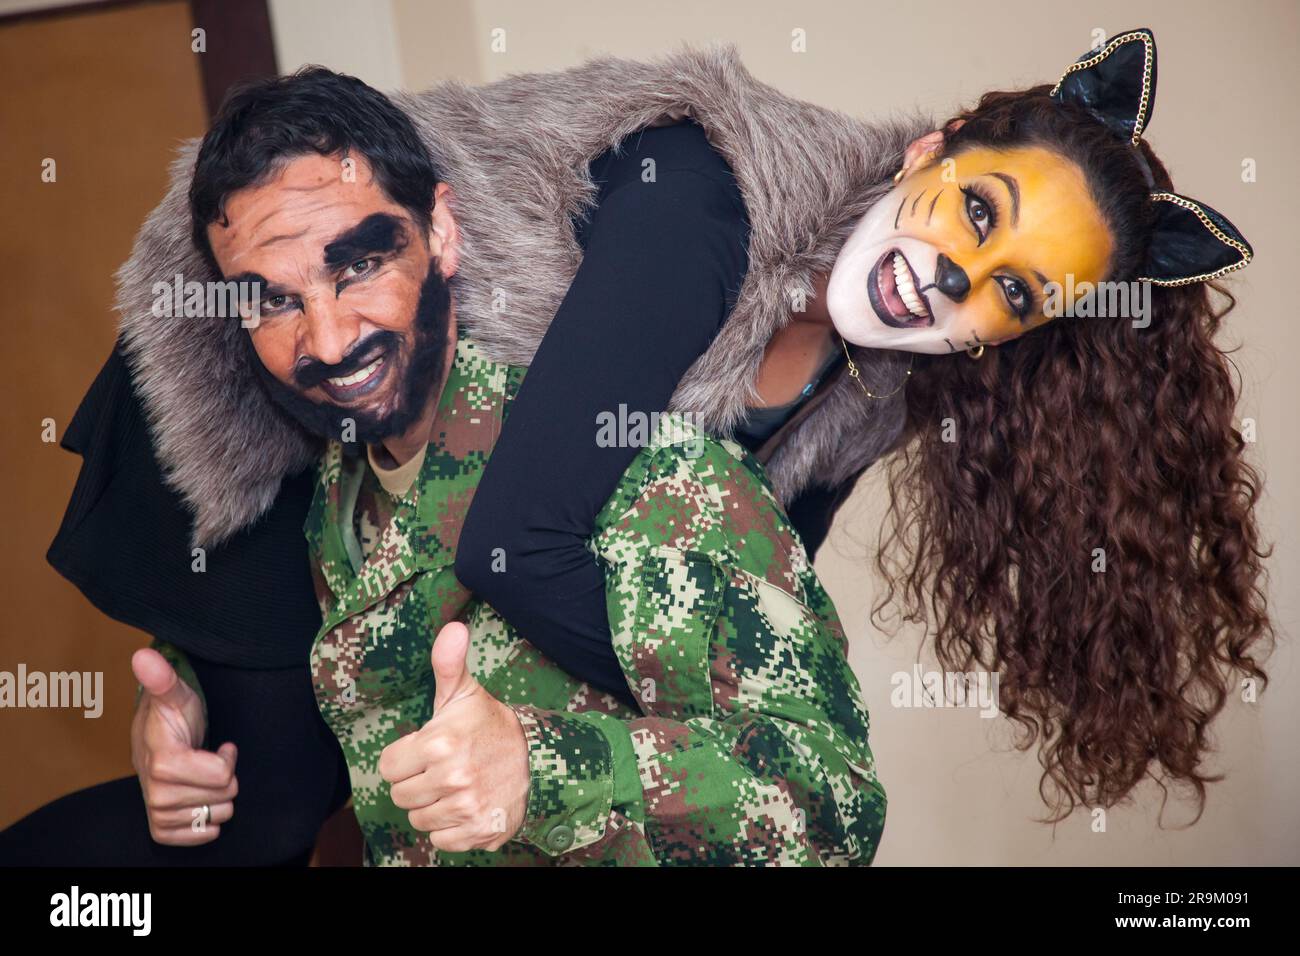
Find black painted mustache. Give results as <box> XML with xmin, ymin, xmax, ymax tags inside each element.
<box><xmin>293</xmin><ymin>330</ymin><xmax>400</xmax><ymax>390</ymax></box>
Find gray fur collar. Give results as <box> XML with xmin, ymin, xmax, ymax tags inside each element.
<box><xmin>115</xmin><ymin>45</ymin><xmax>933</xmax><ymax>546</ymax></box>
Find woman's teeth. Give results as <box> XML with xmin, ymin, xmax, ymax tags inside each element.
<box><xmin>892</xmin><ymin>252</ymin><xmax>931</xmax><ymax>319</ymax></box>
<box><xmin>328</xmin><ymin>356</ymin><xmax>384</xmax><ymax>388</ymax></box>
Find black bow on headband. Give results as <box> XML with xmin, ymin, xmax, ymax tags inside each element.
<box><xmin>1050</xmin><ymin>28</ymin><xmax>1253</xmax><ymax>286</ymax></box>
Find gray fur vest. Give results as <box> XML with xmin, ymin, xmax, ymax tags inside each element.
<box><xmin>115</xmin><ymin>45</ymin><xmax>934</xmax><ymax>546</ymax></box>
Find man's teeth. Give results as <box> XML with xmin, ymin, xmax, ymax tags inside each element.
<box><xmin>892</xmin><ymin>252</ymin><xmax>930</xmax><ymax>319</ymax></box>
<box><xmin>327</xmin><ymin>357</ymin><xmax>383</xmax><ymax>388</ymax></box>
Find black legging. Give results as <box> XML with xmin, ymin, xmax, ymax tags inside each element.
<box><xmin>0</xmin><ymin>654</ymin><xmax>351</xmax><ymax>867</ymax></box>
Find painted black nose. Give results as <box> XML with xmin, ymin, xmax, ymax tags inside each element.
<box><xmin>934</xmin><ymin>254</ymin><xmax>970</xmax><ymax>302</ymax></box>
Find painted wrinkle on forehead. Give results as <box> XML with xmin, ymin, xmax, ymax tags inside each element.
<box><xmin>901</xmin><ymin>145</ymin><xmax>1113</xmax><ymax>342</ymax></box>
<box><xmin>208</xmin><ymin>153</ymin><xmax>416</xmax><ymax>291</ymax></box>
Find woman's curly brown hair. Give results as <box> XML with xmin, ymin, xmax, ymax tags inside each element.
<box><xmin>874</xmin><ymin>85</ymin><xmax>1274</xmax><ymax>822</ymax></box>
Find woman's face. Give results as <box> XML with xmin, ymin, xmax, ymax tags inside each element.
<box><xmin>826</xmin><ymin>143</ymin><xmax>1113</xmax><ymax>354</ymax></box>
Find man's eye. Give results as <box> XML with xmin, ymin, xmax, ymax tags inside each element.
<box><xmin>998</xmin><ymin>276</ymin><xmax>1031</xmax><ymax>317</ymax></box>
<box><xmin>264</xmin><ymin>294</ymin><xmax>290</xmax><ymax>312</ymax></box>
<box><xmin>344</xmin><ymin>257</ymin><xmax>378</xmax><ymax>279</ymax></box>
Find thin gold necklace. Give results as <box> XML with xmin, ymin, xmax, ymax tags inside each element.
<box><xmin>841</xmin><ymin>336</ymin><xmax>912</xmax><ymax>399</ymax></box>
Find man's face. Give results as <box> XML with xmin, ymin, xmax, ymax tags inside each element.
<box><xmin>206</xmin><ymin>152</ymin><xmax>455</xmax><ymax>443</ymax></box>
<box><xmin>826</xmin><ymin>145</ymin><xmax>1113</xmax><ymax>355</ymax></box>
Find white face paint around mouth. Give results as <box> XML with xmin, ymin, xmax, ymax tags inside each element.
<box><xmin>825</xmin><ymin>185</ymin><xmax>970</xmax><ymax>356</ymax></box>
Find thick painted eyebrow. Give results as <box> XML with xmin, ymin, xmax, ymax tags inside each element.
<box><xmin>323</xmin><ymin>213</ymin><xmax>409</xmax><ymax>270</ymax></box>
<box><xmin>988</xmin><ymin>172</ymin><xmax>1020</xmax><ymax>227</ymax></box>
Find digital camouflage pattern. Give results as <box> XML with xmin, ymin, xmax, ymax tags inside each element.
<box><xmin>304</xmin><ymin>332</ymin><xmax>515</xmax><ymax>866</ymax></box>
<box><xmin>305</xmin><ymin>331</ymin><xmax>887</xmax><ymax>866</ymax></box>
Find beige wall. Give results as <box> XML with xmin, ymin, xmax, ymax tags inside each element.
<box><xmin>112</xmin><ymin>0</ymin><xmax>1300</xmax><ymax>863</ymax></box>
<box><xmin>269</xmin><ymin>0</ymin><xmax>404</xmax><ymax>90</ymax></box>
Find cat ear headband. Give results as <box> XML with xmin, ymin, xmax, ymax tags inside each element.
<box><xmin>1050</xmin><ymin>27</ymin><xmax>1253</xmax><ymax>286</ymax></box>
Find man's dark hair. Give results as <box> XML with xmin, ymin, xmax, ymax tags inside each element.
<box><xmin>189</xmin><ymin>66</ymin><xmax>439</xmax><ymax>273</ymax></box>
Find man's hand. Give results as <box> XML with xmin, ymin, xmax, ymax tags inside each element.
<box><xmin>130</xmin><ymin>648</ymin><xmax>238</xmax><ymax>846</ymax></box>
<box><xmin>379</xmin><ymin>622</ymin><xmax>531</xmax><ymax>853</ymax></box>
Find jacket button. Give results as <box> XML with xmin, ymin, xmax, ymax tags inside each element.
<box><xmin>546</xmin><ymin>824</ymin><xmax>575</xmax><ymax>851</ymax></box>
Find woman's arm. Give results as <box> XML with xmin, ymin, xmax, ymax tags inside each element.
<box><xmin>454</xmin><ymin>121</ymin><xmax>750</xmax><ymax>707</ymax></box>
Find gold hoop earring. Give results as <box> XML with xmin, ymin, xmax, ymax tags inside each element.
<box><xmin>842</xmin><ymin>337</ymin><xmax>912</xmax><ymax>399</ymax></box>
<box><xmin>892</xmin><ymin>167</ymin><xmax>906</xmax><ymax>184</ymax></box>
<box><xmin>967</xmin><ymin>344</ymin><xmax>985</xmax><ymax>360</ymax></box>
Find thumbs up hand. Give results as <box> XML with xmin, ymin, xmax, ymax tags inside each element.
<box><xmin>379</xmin><ymin>622</ymin><xmax>530</xmax><ymax>853</ymax></box>
<box><xmin>130</xmin><ymin>648</ymin><xmax>238</xmax><ymax>846</ymax></box>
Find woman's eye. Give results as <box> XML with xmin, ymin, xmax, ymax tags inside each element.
<box><xmin>999</xmin><ymin>277</ymin><xmax>1031</xmax><ymax>317</ymax></box>
<box><xmin>964</xmin><ymin>191</ymin><xmax>992</xmax><ymax>243</ymax></box>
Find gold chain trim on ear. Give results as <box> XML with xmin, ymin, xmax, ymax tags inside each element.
<box><xmin>842</xmin><ymin>337</ymin><xmax>912</xmax><ymax>399</ymax></box>
<box><xmin>1049</xmin><ymin>29</ymin><xmax>1155</xmax><ymax>146</ymax></box>
<box><xmin>1139</xmin><ymin>192</ymin><xmax>1254</xmax><ymax>286</ymax></box>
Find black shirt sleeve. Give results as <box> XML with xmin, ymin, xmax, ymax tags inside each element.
<box><xmin>454</xmin><ymin>121</ymin><xmax>751</xmax><ymax>707</ymax></box>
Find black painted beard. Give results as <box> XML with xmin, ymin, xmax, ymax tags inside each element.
<box><xmin>246</xmin><ymin>261</ymin><xmax>452</xmax><ymax>447</ymax></box>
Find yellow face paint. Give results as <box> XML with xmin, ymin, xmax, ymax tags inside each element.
<box><xmin>826</xmin><ymin>144</ymin><xmax>1114</xmax><ymax>355</ymax></box>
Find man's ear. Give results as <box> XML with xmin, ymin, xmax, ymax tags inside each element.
<box><xmin>429</xmin><ymin>182</ymin><xmax>460</xmax><ymax>278</ymax></box>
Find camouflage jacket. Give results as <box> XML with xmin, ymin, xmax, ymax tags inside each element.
<box><xmin>306</xmin><ymin>331</ymin><xmax>887</xmax><ymax>866</ymax></box>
